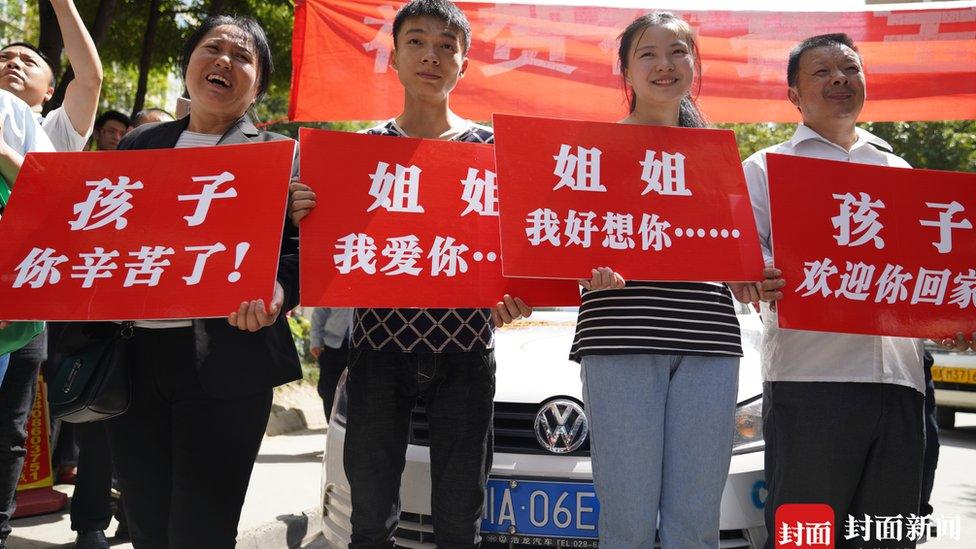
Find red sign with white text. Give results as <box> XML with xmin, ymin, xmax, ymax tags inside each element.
<box><xmin>298</xmin><ymin>128</ymin><xmax>579</xmax><ymax>307</ymax></box>
<box><xmin>494</xmin><ymin>114</ymin><xmax>764</xmax><ymax>282</ymax></box>
<box><xmin>0</xmin><ymin>141</ymin><xmax>294</xmax><ymax>320</ymax></box>
<box><xmin>768</xmin><ymin>154</ymin><xmax>976</xmax><ymax>339</ymax></box>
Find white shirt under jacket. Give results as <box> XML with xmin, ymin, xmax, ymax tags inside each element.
<box><xmin>742</xmin><ymin>124</ymin><xmax>924</xmax><ymax>394</ymax></box>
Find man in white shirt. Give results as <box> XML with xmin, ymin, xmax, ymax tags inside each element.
<box><xmin>0</xmin><ymin>2</ymin><xmax>104</xmax><ymax>548</ymax></box>
<box><xmin>741</xmin><ymin>34</ymin><xmax>964</xmax><ymax>549</ymax></box>
<box><xmin>0</xmin><ymin>89</ymin><xmax>55</xmax><ymax>191</ymax></box>
<box><xmin>0</xmin><ymin>0</ymin><xmax>101</xmax><ymax>154</ymax></box>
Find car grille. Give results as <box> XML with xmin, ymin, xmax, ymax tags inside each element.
<box><xmin>408</xmin><ymin>400</ymin><xmax>591</xmax><ymax>456</ymax></box>
<box><xmin>395</xmin><ymin>511</ymin><xmax>756</xmax><ymax>548</ymax></box>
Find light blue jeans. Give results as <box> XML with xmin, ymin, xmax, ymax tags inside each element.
<box><xmin>581</xmin><ymin>354</ymin><xmax>739</xmax><ymax>548</ymax></box>
<box><xmin>0</xmin><ymin>353</ymin><xmax>8</xmax><ymax>388</ymax></box>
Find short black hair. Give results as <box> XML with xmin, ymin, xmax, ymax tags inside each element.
<box><xmin>179</xmin><ymin>15</ymin><xmax>273</xmax><ymax>103</ymax></box>
<box><xmin>787</xmin><ymin>33</ymin><xmax>859</xmax><ymax>87</ymax></box>
<box><xmin>133</xmin><ymin>108</ymin><xmax>174</xmax><ymax>126</ymax></box>
<box><xmin>94</xmin><ymin>110</ymin><xmax>132</xmax><ymax>129</ymax></box>
<box><xmin>393</xmin><ymin>0</ymin><xmax>472</xmax><ymax>54</ymax></box>
<box><xmin>1</xmin><ymin>41</ymin><xmax>56</xmax><ymax>87</ymax></box>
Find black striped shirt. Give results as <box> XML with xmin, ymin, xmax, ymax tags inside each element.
<box><xmin>570</xmin><ymin>281</ymin><xmax>742</xmax><ymax>362</ymax></box>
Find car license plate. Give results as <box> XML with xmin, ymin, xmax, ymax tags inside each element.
<box><xmin>482</xmin><ymin>478</ymin><xmax>599</xmax><ymax>540</ymax></box>
<box><xmin>933</xmin><ymin>366</ymin><xmax>976</xmax><ymax>385</ymax></box>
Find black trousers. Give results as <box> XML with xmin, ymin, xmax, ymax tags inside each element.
<box><xmin>920</xmin><ymin>352</ymin><xmax>939</xmax><ymax>517</ymax></box>
<box><xmin>70</xmin><ymin>422</ymin><xmax>114</xmax><ymax>533</ymax></box>
<box><xmin>763</xmin><ymin>381</ymin><xmax>924</xmax><ymax>549</ymax></box>
<box><xmin>0</xmin><ymin>350</ymin><xmax>41</xmax><ymax>541</ymax></box>
<box><xmin>344</xmin><ymin>348</ymin><xmax>495</xmax><ymax>549</ymax></box>
<box><xmin>317</xmin><ymin>343</ymin><xmax>348</xmax><ymax>421</ymax></box>
<box><xmin>105</xmin><ymin>328</ymin><xmax>272</xmax><ymax>549</ymax></box>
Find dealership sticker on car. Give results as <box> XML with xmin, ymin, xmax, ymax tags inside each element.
<box><xmin>482</xmin><ymin>478</ymin><xmax>600</xmax><ymax>543</ymax></box>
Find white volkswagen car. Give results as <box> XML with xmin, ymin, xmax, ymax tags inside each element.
<box><xmin>320</xmin><ymin>307</ymin><xmax>768</xmax><ymax>548</ymax></box>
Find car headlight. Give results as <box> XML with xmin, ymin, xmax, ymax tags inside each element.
<box><xmin>732</xmin><ymin>396</ymin><xmax>764</xmax><ymax>455</ymax></box>
<box><xmin>331</xmin><ymin>371</ymin><xmax>349</xmax><ymax>428</ymax></box>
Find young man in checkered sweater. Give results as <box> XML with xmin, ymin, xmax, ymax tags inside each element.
<box><xmin>289</xmin><ymin>1</ymin><xmax>532</xmax><ymax>546</ymax></box>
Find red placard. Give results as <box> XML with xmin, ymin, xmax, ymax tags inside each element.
<box><xmin>291</xmin><ymin>0</ymin><xmax>976</xmax><ymax>123</ymax></box>
<box><xmin>0</xmin><ymin>141</ymin><xmax>294</xmax><ymax>320</ymax></box>
<box><xmin>298</xmin><ymin>128</ymin><xmax>579</xmax><ymax>307</ymax></box>
<box><xmin>493</xmin><ymin>114</ymin><xmax>764</xmax><ymax>282</ymax></box>
<box><xmin>768</xmin><ymin>154</ymin><xmax>976</xmax><ymax>339</ymax></box>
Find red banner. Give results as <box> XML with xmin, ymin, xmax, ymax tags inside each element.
<box><xmin>298</xmin><ymin>128</ymin><xmax>579</xmax><ymax>307</ymax></box>
<box><xmin>0</xmin><ymin>142</ymin><xmax>294</xmax><ymax>320</ymax></box>
<box><xmin>494</xmin><ymin>114</ymin><xmax>764</xmax><ymax>282</ymax></box>
<box><xmin>768</xmin><ymin>154</ymin><xmax>976</xmax><ymax>339</ymax></box>
<box><xmin>290</xmin><ymin>0</ymin><xmax>976</xmax><ymax>123</ymax></box>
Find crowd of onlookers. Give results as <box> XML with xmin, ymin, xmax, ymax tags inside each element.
<box><xmin>0</xmin><ymin>1</ymin><xmax>972</xmax><ymax>549</ymax></box>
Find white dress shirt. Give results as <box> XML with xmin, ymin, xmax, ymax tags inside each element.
<box><xmin>0</xmin><ymin>89</ymin><xmax>54</xmax><ymax>156</ymax></box>
<box><xmin>742</xmin><ymin>124</ymin><xmax>924</xmax><ymax>394</ymax></box>
<box><xmin>40</xmin><ymin>105</ymin><xmax>89</xmax><ymax>152</ymax></box>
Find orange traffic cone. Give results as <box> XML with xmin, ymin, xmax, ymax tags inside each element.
<box><xmin>13</xmin><ymin>375</ymin><xmax>67</xmax><ymax>517</ymax></box>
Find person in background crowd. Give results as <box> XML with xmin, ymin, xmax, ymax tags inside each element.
<box><xmin>568</xmin><ymin>13</ymin><xmax>764</xmax><ymax>548</ymax></box>
<box><xmin>743</xmin><ymin>33</ymin><xmax>975</xmax><ymax>548</ymax></box>
<box><xmin>309</xmin><ymin>308</ymin><xmax>353</xmax><ymax>420</ymax></box>
<box><xmin>132</xmin><ymin>107</ymin><xmax>175</xmax><ymax>127</ymax></box>
<box><xmin>98</xmin><ymin>15</ymin><xmax>301</xmax><ymax>548</ymax></box>
<box><xmin>288</xmin><ymin>1</ymin><xmax>532</xmax><ymax>546</ymax></box>
<box><xmin>91</xmin><ymin>109</ymin><xmax>130</xmax><ymax>150</ymax></box>
<box><xmin>0</xmin><ymin>2</ymin><xmax>102</xmax><ymax>547</ymax></box>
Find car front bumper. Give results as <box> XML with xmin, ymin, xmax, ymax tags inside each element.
<box><xmin>321</xmin><ymin>422</ymin><xmax>768</xmax><ymax>548</ymax></box>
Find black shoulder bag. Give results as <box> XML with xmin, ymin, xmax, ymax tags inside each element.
<box><xmin>49</xmin><ymin>321</ymin><xmax>135</xmax><ymax>423</ymax></box>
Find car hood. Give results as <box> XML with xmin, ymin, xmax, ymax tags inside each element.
<box><xmin>493</xmin><ymin>309</ymin><xmax>764</xmax><ymax>405</ymax></box>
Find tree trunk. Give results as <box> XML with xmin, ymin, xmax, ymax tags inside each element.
<box><xmin>131</xmin><ymin>0</ymin><xmax>163</xmax><ymax>119</ymax></box>
<box><xmin>37</xmin><ymin>2</ymin><xmax>63</xmax><ymax>81</ymax></box>
<box><xmin>208</xmin><ymin>0</ymin><xmax>227</xmax><ymax>17</ymax></box>
<box><xmin>47</xmin><ymin>0</ymin><xmax>118</xmax><ymax>113</ymax></box>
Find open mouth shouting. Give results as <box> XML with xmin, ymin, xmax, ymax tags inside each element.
<box><xmin>206</xmin><ymin>73</ymin><xmax>232</xmax><ymax>89</ymax></box>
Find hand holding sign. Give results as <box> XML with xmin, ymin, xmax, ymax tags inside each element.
<box><xmin>228</xmin><ymin>280</ymin><xmax>284</xmax><ymax>332</ymax></box>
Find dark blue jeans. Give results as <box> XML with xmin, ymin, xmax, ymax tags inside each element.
<box><xmin>343</xmin><ymin>348</ymin><xmax>495</xmax><ymax>549</ymax></box>
<box><xmin>0</xmin><ymin>354</ymin><xmax>9</xmax><ymax>387</ymax></box>
<box><xmin>0</xmin><ymin>350</ymin><xmax>41</xmax><ymax>541</ymax></box>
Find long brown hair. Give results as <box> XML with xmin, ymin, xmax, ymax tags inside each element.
<box><xmin>617</xmin><ymin>12</ymin><xmax>707</xmax><ymax>128</ymax></box>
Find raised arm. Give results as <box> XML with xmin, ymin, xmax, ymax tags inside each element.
<box><xmin>50</xmin><ymin>0</ymin><xmax>103</xmax><ymax>136</ymax></box>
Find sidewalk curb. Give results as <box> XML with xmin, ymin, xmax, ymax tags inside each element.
<box><xmin>237</xmin><ymin>506</ymin><xmax>322</xmax><ymax>549</ymax></box>
<box><xmin>268</xmin><ymin>381</ymin><xmax>328</xmax><ymax>435</ymax></box>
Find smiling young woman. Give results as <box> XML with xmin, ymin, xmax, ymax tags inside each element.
<box><xmin>571</xmin><ymin>12</ymin><xmax>746</xmax><ymax>549</ymax></box>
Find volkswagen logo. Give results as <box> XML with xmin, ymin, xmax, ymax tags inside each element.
<box><xmin>534</xmin><ymin>398</ymin><xmax>588</xmax><ymax>454</ymax></box>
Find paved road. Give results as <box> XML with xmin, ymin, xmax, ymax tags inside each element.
<box><xmin>10</xmin><ymin>412</ymin><xmax>975</xmax><ymax>548</ymax></box>
<box><xmin>924</xmin><ymin>411</ymin><xmax>976</xmax><ymax>548</ymax></box>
